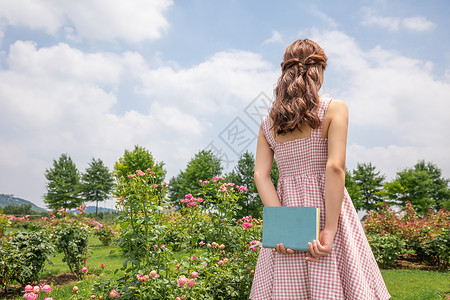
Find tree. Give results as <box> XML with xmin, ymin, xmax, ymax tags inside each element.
<box><xmin>168</xmin><ymin>150</ymin><xmax>222</xmax><ymax>207</ymax></box>
<box><xmin>44</xmin><ymin>154</ymin><xmax>82</xmax><ymax>211</ymax></box>
<box><xmin>345</xmin><ymin>169</ymin><xmax>363</xmax><ymax>211</ymax></box>
<box><xmin>351</xmin><ymin>163</ymin><xmax>385</xmax><ymax>211</ymax></box>
<box><xmin>114</xmin><ymin>145</ymin><xmax>166</xmax><ymax>184</ymax></box>
<box><xmin>224</xmin><ymin>151</ymin><xmax>279</xmax><ymax>218</ymax></box>
<box><xmin>2</xmin><ymin>204</ymin><xmax>34</xmax><ymax>216</ymax></box>
<box><xmin>382</xmin><ymin>161</ymin><xmax>450</xmax><ymax>214</ymax></box>
<box><xmin>81</xmin><ymin>158</ymin><xmax>115</xmax><ymax>216</ymax></box>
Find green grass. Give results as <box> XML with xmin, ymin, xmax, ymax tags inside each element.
<box><xmin>381</xmin><ymin>269</ymin><xmax>449</xmax><ymax>299</ymax></box>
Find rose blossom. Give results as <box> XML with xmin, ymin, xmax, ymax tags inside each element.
<box><xmin>40</xmin><ymin>285</ymin><xmax>52</xmax><ymax>293</ymax></box>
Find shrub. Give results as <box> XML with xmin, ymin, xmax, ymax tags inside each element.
<box><xmin>0</xmin><ymin>229</ymin><xmax>54</xmax><ymax>286</ymax></box>
<box><xmin>365</xmin><ymin>202</ymin><xmax>450</xmax><ymax>270</ymax></box>
<box><xmin>91</xmin><ymin>220</ymin><xmax>116</xmax><ymax>246</ymax></box>
<box><xmin>50</xmin><ymin>206</ymin><xmax>90</xmax><ymax>279</ymax></box>
<box><xmin>367</xmin><ymin>233</ymin><xmax>405</xmax><ymax>268</ymax></box>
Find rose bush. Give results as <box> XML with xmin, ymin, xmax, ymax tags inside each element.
<box><xmin>365</xmin><ymin>202</ymin><xmax>449</xmax><ymax>270</ymax></box>
<box><xmin>83</xmin><ymin>171</ymin><xmax>262</xmax><ymax>299</ymax></box>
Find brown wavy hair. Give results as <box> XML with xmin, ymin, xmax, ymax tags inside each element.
<box><xmin>270</xmin><ymin>39</ymin><xmax>327</xmax><ymax>135</ymax></box>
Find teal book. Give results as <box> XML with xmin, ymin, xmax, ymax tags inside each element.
<box><xmin>262</xmin><ymin>206</ymin><xmax>320</xmax><ymax>251</ymax></box>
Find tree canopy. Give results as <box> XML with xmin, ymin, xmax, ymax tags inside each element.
<box><xmin>168</xmin><ymin>150</ymin><xmax>222</xmax><ymax>207</ymax></box>
<box><xmin>224</xmin><ymin>151</ymin><xmax>279</xmax><ymax>218</ymax></box>
<box><xmin>81</xmin><ymin>158</ymin><xmax>115</xmax><ymax>216</ymax></box>
<box><xmin>382</xmin><ymin>161</ymin><xmax>449</xmax><ymax>214</ymax></box>
<box><xmin>44</xmin><ymin>153</ymin><xmax>83</xmax><ymax>210</ymax></box>
<box><xmin>114</xmin><ymin>145</ymin><xmax>166</xmax><ymax>184</ymax></box>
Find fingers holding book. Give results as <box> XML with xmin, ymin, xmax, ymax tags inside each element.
<box><xmin>272</xmin><ymin>243</ymin><xmax>295</xmax><ymax>255</ymax></box>
<box><xmin>305</xmin><ymin>229</ymin><xmax>335</xmax><ymax>262</ymax></box>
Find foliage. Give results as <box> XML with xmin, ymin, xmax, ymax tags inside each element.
<box><xmin>367</xmin><ymin>233</ymin><xmax>405</xmax><ymax>268</ymax></box>
<box><xmin>44</xmin><ymin>153</ymin><xmax>83</xmax><ymax>210</ymax></box>
<box><xmin>50</xmin><ymin>206</ymin><xmax>91</xmax><ymax>279</ymax></box>
<box><xmin>345</xmin><ymin>169</ymin><xmax>363</xmax><ymax>211</ymax></box>
<box><xmin>168</xmin><ymin>150</ymin><xmax>223</xmax><ymax>208</ymax></box>
<box><xmin>0</xmin><ymin>215</ymin><xmax>10</xmax><ymax>238</ymax></box>
<box><xmin>2</xmin><ymin>204</ymin><xmax>34</xmax><ymax>216</ymax></box>
<box><xmin>365</xmin><ymin>202</ymin><xmax>450</xmax><ymax>270</ymax></box>
<box><xmin>114</xmin><ymin>168</ymin><xmax>168</xmax><ymax>273</ymax></box>
<box><xmin>351</xmin><ymin>162</ymin><xmax>385</xmax><ymax>211</ymax></box>
<box><xmin>381</xmin><ymin>161</ymin><xmax>450</xmax><ymax>214</ymax></box>
<box><xmin>345</xmin><ymin>169</ymin><xmax>364</xmax><ymax>211</ymax></box>
<box><xmin>0</xmin><ymin>229</ymin><xmax>54</xmax><ymax>287</ymax></box>
<box><xmin>91</xmin><ymin>220</ymin><xmax>116</xmax><ymax>246</ymax></box>
<box><xmin>111</xmin><ymin>171</ymin><xmax>261</xmax><ymax>299</ymax></box>
<box><xmin>81</xmin><ymin>158</ymin><xmax>115</xmax><ymax>216</ymax></box>
<box><xmin>114</xmin><ymin>145</ymin><xmax>166</xmax><ymax>184</ymax></box>
<box><xmin>224</xmin><ymin>151</ymin><xmax>279</xmax><ymax>219</ymax></box>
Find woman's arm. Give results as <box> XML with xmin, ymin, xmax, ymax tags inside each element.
<box><xmin>307</xmin><ymin>100</ymin><xmax>348</xmax><ymax>262</ymax></box>
<box><xmin>254</xmin><ymin>125</ymin><xmax>281</xmax><ymax>207</ymax></box>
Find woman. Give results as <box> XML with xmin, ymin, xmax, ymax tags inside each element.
<box><xmin>249</xmin><ymin>39</ymin><xmax>390</xmax><ymax>299</ymax></box>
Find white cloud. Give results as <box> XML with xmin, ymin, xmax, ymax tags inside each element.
<box><xmin>401</xmin><ymin>16</ymin><xmax>436</xmax><ymax>32</ymax></box>
<box><xmin>347</xmin><ymin>144</ymin><xmax>450</xmax><ymax>179</ymax></box>
<box><xmin>0</xmin><ymin>42</ymin><xmax>278</xmax><ymax>207</ymax></box>
<box><xmin>312</xmin><ymin>29</ymin><xmax>450</xmax><ymax>176</ymax></box>
<box><xmin>0</xmin><ymin>0</ymin><xmax>173</xmax><ymax>42</ymax></box>
<box><xmin>262</xmin><ymin>30</ymin><xmax>284</xmax><ymax>45</ymax></box>
<box><xmin>137</xmin><ymin>50</ymin><xmax>277</xmax><ymax>116</ymax></box>
<box><xmin>362</xmin><ymin>8</ymin><xmax>436</xmax><ymax>32</ymax></box>
<box><xmin>0</xmin><ymin>0</ymin><xmax>63</xmax><ymax>34</ymax></box>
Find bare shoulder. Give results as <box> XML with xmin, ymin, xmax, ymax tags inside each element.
<box><xmin>329</xmin><ymin>99</ymin><xmax>348</xmax><ymax>111</ymax></box>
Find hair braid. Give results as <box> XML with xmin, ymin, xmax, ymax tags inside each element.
<box><xmin>270</xmin><ymin>39</ymin><xmax>327</xmax><ymax>135</ymax></box>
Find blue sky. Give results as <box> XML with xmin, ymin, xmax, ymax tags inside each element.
<box><xmin>0</xmin><ymin>0</ymin><xmax>449</xmax><ymax>209</ymax></box>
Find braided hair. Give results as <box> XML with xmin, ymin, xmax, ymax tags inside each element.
<box><xmin>270</xmin><ymin>39</ymin><xmax>327</xmax><ymax>135</ymax></box>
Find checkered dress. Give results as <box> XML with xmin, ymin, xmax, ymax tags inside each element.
<box><xmin>249</xmin><ymin>98</ymin><xmax>390</xmax><ymax>300</ymax></box>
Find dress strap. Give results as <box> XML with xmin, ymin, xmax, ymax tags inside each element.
<box><xmin>261</xmin><ymin>114</ymin><xmax>276</xmax><ymax>149</ymax></box>
<box><xmin>311</xmin><ymin>98</ymin><xmax>332</xmax><ymax>138</ymax></box>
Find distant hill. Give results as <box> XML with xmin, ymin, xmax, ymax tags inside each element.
<box><xmin>0</xmin><ymin>194</ymin><xmax>47</xmax><ymax>212</ymax></box>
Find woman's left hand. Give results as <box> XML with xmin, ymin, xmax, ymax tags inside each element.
<box><xmin>305</xmin><ymin>229</ymin><xmax>335</xmax><ymax>262</ymax></box>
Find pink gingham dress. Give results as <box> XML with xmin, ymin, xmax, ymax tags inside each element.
<box><xmin>250</xmin><ymin>98</ymin><xmax>390</xmax><ymax>300</ymax></box>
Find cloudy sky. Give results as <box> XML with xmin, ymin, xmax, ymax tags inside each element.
<box><xmin>0</xmin><ymin>0</ymin><xmax>449</xmax><ymax>209</ymax></box>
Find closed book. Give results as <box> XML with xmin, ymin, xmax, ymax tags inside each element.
<box><xmin>262</xmin><ymin>206</ymin><xmax>320</xmax><ymax>251</ymax></box>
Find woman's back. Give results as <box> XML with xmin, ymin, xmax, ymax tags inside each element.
<box><xmin>262</xmin><ymin>98</ymin><xmax>331</xmax><ymax>179</ymax></box>
<box><xmin>250</xmin><ymin>39</ymin><xmax>390</xmax><ymax>299</ymax></box>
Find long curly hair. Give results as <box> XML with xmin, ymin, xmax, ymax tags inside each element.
<box><xmin>270</xmin><ymin>39</ymin><xmax>327</xmax><ymax>135</ymax></box>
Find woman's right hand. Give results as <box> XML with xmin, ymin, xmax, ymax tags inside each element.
<box><xmin>305</xmin><ymin>229</ymin><xmax>335</xmax><ymax>262</ymax></box>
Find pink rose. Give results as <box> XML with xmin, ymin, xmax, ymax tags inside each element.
<box><xmin>187</xmin><ymin>279</ymin><xmax>196</xmax><ymax>287</ymax></box>
<box><xmin>190</xmin><ymin>271</ymin><xmax>198</xmax><ymax>279</ymax></box>
<box><xmin>44</xmin><ymin>298</ymin><xmax>54</xmax><ymax>300</ymax></box>
<box><xmin>101</xmin><ymin>263</ymin><xmax>105</xmax><ymax>268</ymax></box>
<box><xmin>32</xmin><ymin>286</ymin><xmax>40</xmax><ymax>293</ymax></box>
<box><xmin>82</xmin><ymin>267</ymin><xmax>88</xmax><ymax>272</ymax></box>
<box><xmin>24</xmin><ymin>293</ymin><xmax>38</xmax><ymax>300</ymax></box>
<box><xmin>199</xmin><ymin>241</ymin><xmax>205</xmax><ymax>246</ymax></box>
<box><xmin>109</xmin><ymin>289</ymin><xmax>120</xmax><ymax>298</ymax></box>
<box><xmin>177</xmin><ymin>275</ymin><xmax>188</xmax><ymax>287</ymax></box>
<box><xmin>127</xmin><ymin>174</ymin><xmax>134</xmax><ymax>178</ymax></box>
<box><xmin>218</xmin><ymin>260</ymin><xmax>224</xmax><ymax>266</ymax></box>
<box><xmin>40</xmin><ymin>285</ymin><xmax>52</xmax><ymax>293</ymax></box>
<box><xmin>23</xmin><ymin>285</ymin><xmax>33</xmax><ymax>292</ymax></box>
<box><xmin>149</xmin><ymin>270</ymin><xmax>159</xmax><ymax>278</ymax></box>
